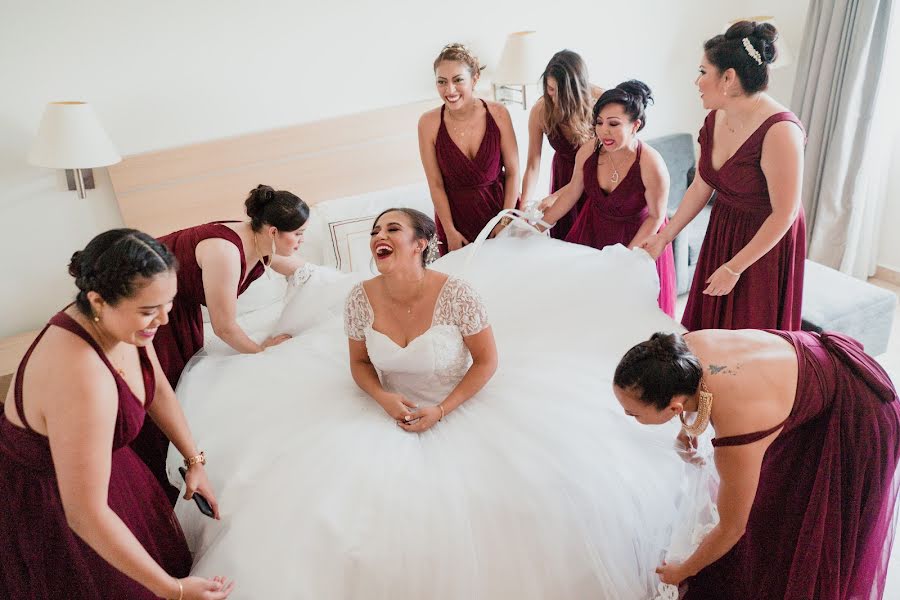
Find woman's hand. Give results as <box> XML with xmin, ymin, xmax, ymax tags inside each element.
<box><xmin>183</xmin><ymin>463</ymin><xmax>221</xmax><ymax>520</ymax></box>
<box><xmin>398</xmin><ymin>405</ymin><xmax>442</xmax><ymax>433</ymax></box>
<box><xmin>702</xmin><ymin>264</ymin><xmax>741</xmax><ymax>296</ymax></box>
<box><xmin>537</xmin><ymin>195</ymin><xmax>556</xmax><ymax>212</ymax></box>
<box><xmin>674</xmin><ymin>431</ymin><xmax>705</xmax><ymax>467</ymax></box>
<box><xmin>377</xmin><ymin>392</ymin><xmax>418</xmax><ymax>422</ymax></box>
<box><xmin>489</xmin><ymin>216</ymin><xmax>513</xmax><ymax>239</ymax></box>
<box><xmin>261</xmin><ymin>333</ymin><xmax>292</xmax><ymax>350</ymax></box>
<box><xmin>638</xmin><ymin>233</ymin><xmax>668</xmax><ymax>260</ymax></box>
<box><xmin>179</xmin><ymin>575</ymin><xmax>235</xmax><ymax>599</ymax></box>
<box><xmin>445</xmin><ymin>228</ymin><xmax>469</xmax><ymax>252</ymax></box>
<box><xmin>656</xmin><ymin>560</ymin><xmax>692</xmax><ymax>586</ymax></box>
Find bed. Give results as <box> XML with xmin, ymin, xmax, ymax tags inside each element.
<box><xmin>1</xmin><ymin>98</ymin><xmax>440</xmax><ymax>395</ymax></box>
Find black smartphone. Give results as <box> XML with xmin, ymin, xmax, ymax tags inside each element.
<box><xmin>178</xmin><ymin>467</ymin><xmax>216</xmax><ymax>518</ymax></box>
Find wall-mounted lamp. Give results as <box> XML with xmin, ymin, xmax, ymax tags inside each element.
<box><xmin>493</xmin><ymin>31</ymin><xmax>544</xmax><ymax>110</ymax></box>
<box><xmin>28</xmin><ymin>101</ymin><xmax>121</xmax><ymax>198</ymax></box>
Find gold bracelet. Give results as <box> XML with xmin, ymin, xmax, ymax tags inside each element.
<box><xmin>722</xmin><ymin>264</ymin><xmax>741</xmax><ymax>277</ymax></box>
<box><xmin>183</xmin><ymin>451</ymin><xmax>206</xmax><ymax>468</ymax></box>
<box><xmin>171</xmin><ymin>578</ymin><xmax>183</xmax><ymax>600</ymax></box>
<box><xmin>438</xmin><ymin>404</ymin><xmax>445</xmax><ymax>421</ymax></box>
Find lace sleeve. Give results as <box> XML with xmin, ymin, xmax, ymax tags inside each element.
<box><xmin>287</xmin><ymin>263</ymin><xmax>317</xmax><ymax>288</ymax></box>
<box><xmin>343</xmin><ymin>283</ymin><xmax>372</xmax><ymax>341</ymax></box>
<box><xmin>435</xmin><ymin>277</ymin><xmax>490</xmax><ymax>337</ymax></box>
<box><xmin>284</xmin><ymin>263</ymin><xmax>317</xmax><ymax>304</ymax></box>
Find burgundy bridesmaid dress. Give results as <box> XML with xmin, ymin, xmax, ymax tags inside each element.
<box><xmin>566</xmin><ymin>141</ymin><xmax>676</xmax><ymax>317</ymax></box>
<box><xmin>133</xmin><ymin>221</ymin><xmax>264</xmax><ymax>502</ymax></box>
<box><xmin>546</xmin><ymin>128</ymin><xmax>587</xmax><ymax>241</ymax></box>
<box><xmin>0</xmin><ymin>312</ymin><xmax>191</xmax><ymax>599</ymax></box>
<box><xmin>681</xmin><ymin>111</ymin><xmax>806</xmax><ymax>331</ymax></box>
<box><xmin>686</xmin><ymin>330</ymin><xmax>900</xmax><ymax>599</ymax></box>
<box><xmin>434</xmin><ymin>99</ymin><xmax>506</xmax><ymax>254</ymax></box>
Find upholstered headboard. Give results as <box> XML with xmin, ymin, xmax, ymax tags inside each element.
<box><xmin>108</xmin><ymin>99</ymin><xmax>435</xmax><ymax>237</ymax></box>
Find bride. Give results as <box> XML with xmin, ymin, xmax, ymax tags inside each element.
<box><xmin>167</xmin><ymin>208</ymin><xmax>705</xmax><ymax>599</ymax></box>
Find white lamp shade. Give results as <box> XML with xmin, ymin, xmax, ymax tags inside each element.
<box><xmin>726</xmin><ymin>16</ymin><xmax>793</xmax><ymax>69</ymax></box>
<box><xmin>28</xmin><ymin>101</ymin><xmax>121</xmax><ymax>169</ymax></box>
<box><xmin>493</xmin><ymin>31</ymin><xmax>544</xmax><ymax>85</ymax></box>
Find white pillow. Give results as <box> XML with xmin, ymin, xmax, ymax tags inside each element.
<box><xmin>200</xmin><ymin>273</ymin><xmax>287</xmax><ymax>323</ymax></box>
<box><xmin>311</xmin><ymin>182</ymin><xmax>432</xmax><ymax>273</ymax></box>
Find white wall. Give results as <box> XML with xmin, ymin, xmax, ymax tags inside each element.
<box><xmin>0</xmin><ymin>0</ymin><xmax>809</xmax><ymax>336</ymax></box>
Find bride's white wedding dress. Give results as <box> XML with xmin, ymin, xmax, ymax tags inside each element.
<box><xmin>167</xmin><ymin>226</ymin><xmax>713</xmax><ymax>599</ymax></box>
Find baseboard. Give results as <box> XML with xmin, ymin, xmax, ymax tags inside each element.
<box><xmin>874</xmin><ymin>266</ymin><xmax>900</xmax><ymax>287</ymax></box>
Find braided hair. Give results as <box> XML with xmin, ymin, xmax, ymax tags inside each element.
<box><xmin>68</xmin><ymin>229</ymin><xmax>177</xmax><ymax>316</ymax></box>
<box><xmin>433</xmin><ymin>43</ymin><xmax>485</xmax><ymax>77</ymax></box>
<box><xmin>614</xmin><ymin>332</ymin><xmax>702</xmax><ymax>410</ymax></box>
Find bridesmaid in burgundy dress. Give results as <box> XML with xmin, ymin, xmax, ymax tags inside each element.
<box><xmin>520</xmin><ymin>50</ymin><xmax>602</xmax><ymax>240</ymax></box>
<box><xmin>0</xmin><ymin>230</ymin><xmax>233</xmax><ymax>600</ymax></box>
<box><xmin>134</xmin><ymin>184</ymin><xmax>309</xmax><ymax>501</ymax></box>
<box><xmin>541</xmin><ymin>81</ymin><xmax>676</xmax><ymax>316</ymax></box>
<box><xmin>641</xmin><ymin>21</ymin><xmax>805</xmax><ymax>330</ymax></box>
<box><xmin>614</xmin><ymin>330</ymin><xmax>900</xmax><ymax>599</ymax></box>
<box><xmin>418</xmin><ymin>43</ymin><xmax>520</xmax><ymax>254</ymax></box>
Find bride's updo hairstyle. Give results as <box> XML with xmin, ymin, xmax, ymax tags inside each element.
<box><xmin>614</xmin><ymin>332</ymin><xmax>702</xmax><ymax>410</ymax></box>
<box><xmin>69</xmin><ymin>229</ymin><xmax>177</xmax><ymax>316</ymax></box>
<box><xmin>704</xmin><ymin>20</ymin><xmax>778</xmax><ymax>94</ymax></box>
<box><xmin>592</xmin><ymin>80</ymin><xmax>654</xmax><ymax>131</ymax></box>
<box><xmin>373</xmin><ymin>208</ymin><xmax>437</xmax><ymax>267</ymax></box>
<box><xmin>245</xmin><ymin>184</ymin><xmax>310</xmax><ymax>233</ymax></box>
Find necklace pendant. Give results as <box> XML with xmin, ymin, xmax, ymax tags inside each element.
<box><xmin>611</xmin><ymin>171</ymin><xmax>619</xmax><ymax>183</ymax></box>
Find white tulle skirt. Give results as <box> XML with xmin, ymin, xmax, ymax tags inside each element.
<box><xmin>168</xmin><ymin>232</ymin><xmax>713</xmax><ymax>599</ymax></box>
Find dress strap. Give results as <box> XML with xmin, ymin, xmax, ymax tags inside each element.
<box><xmin>712</xmin><ymin>418</ymin><xmax>788</xmax><ymax>447</ymax></box>
<box><xmin>13</xmin><ymin>311</ymin><xmax>117</xmax><ymax>432</ymax></box>
<box><xmin>480</xmin><ymin>98</ymin><xmax>497</xmax><ymax>132</ymax></box>
<box><xmin>209</xmin><ymin>223</ymin><xmax>256</xmax><ymax>291</ymax></box>
<box><xmin>12</xmin><ymin>324</ymin><xmax>53</xmax><ymax>432</ymax></box>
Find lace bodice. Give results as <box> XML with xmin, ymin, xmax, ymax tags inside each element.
<box><xmin>344</xmin><ymin>276</ymin><xmax>489</xmax><ymax>404</ymax></box>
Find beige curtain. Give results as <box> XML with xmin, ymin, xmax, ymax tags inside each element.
<box><xmin>791</xmin><ymin>0</ymin><xmax>895</xmax><ymax>277</ymax></box>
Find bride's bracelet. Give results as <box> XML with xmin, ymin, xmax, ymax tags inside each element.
<box><xmin>438</xmin><ymin>404</ymin><xmax>445</xmax><ymax>421</ymax></box>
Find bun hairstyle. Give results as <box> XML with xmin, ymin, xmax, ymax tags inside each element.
<box><xmin>704</xmin><ymin>20</ymin><xmax>778</xmax><ymax>94</ymax></box>
<box><xmin>68</xmin><ymin>229</ymin><xmax>177</xmax><ymax>316</ymax></box>
<box><xmin>613</xmin><ymin>332</ymin><xmax>702</xmax><ymax>410</ymax></box>
<box><xmin>541</xmin><ymin>49</ymin><xmax>595</xmax><ymax>146</ymax></box>
<box><xmin>433</xmin><ymin>43</ymin><xmax>485</xmax><ymax>77</ymax></box>
<box><xmin>373</xmin><ymin>207</ymin><xmax>437</xmax><ymax>267</ymax></box>
<box><xmin>244</xmin><ymin>184</ymin><xmax>310</xmax><ymax>233</ymax></box>
<box><xmin>592</xmin><ymin>80</ymin><xmax>654</xmax><ymax>132</ymax></box>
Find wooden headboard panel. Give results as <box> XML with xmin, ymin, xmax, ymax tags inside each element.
<box><xmin>0</xmin><ymin>100</ymin><xmax>437</xmax><ymax>384</ymax></box>
<box><xmin>108</xmin><ymin>99</ymin><xmax>435</xmax><ymax>237</ymax></box>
